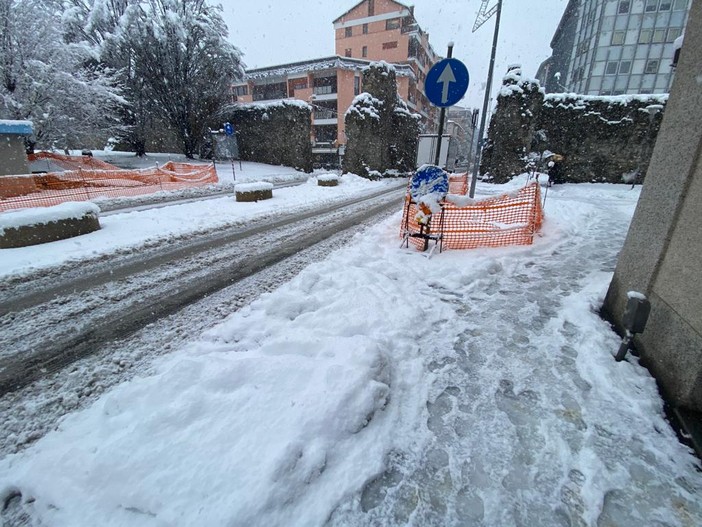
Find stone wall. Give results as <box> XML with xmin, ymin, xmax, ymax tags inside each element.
<box><xmin>222</xmin><ymin>100</ymin><xmax>313</xmax><ymax>173</ymax></box>
<box><xmin>481</xmin><ymin>70</ymin><xmax>667</xmax><ymax>184</ymax></box>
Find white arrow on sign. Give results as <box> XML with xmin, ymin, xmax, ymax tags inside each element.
<box><xmin>438</xmin><ymin>63</ymin><xmax>457</xmax><ymax>104</ymax></box>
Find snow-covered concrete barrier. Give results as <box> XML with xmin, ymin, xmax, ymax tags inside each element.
<box><xmin>317</xmin><ymin>174</ymin><xmax>339</xmax><ymax>187</ymax></box>
<box><xmin>0</xmin><ymin>202</ymin><xmax>100</xmax><ymax>248</ymax></box>
<box><xmin>235</xmin><ymin>181</ymin><xmax>273</xmax><ymax>202</ymax></box>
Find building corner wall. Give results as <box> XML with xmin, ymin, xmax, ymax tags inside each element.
<box><xmin>603</xmin><ymin>0</ymin><xmax>702</xmax><ymax>411</ymax></box>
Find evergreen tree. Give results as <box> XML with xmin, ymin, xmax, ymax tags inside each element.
<box><xmin>343</xmin><ymin>62</ymin><xmax>420</xmax><ymax>178</ymax></box>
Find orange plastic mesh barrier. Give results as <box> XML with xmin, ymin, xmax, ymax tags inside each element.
<box><xmin>401</xmin><ymin>181</ymin><xmax>544</xmax><ymax>251</ymax></box>
<box><xmin>0</xmin><ymin>162</ymin><xmax>218</xmax><ymax>212</ymax></box>
<box><xmin>449</xmin><ymin>173</ymin><xmax>469</xmax><ymax>195</ymax></box>
<box><xmin>27</xmin><ymin>152</ymin><xmax>120</xmax><ymax>171</ymax></box>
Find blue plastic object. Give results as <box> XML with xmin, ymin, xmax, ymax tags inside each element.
<box><xmin>410</xmin><ymin>165</ymin><xmax>449</xmax><ymax>202</ymax></box>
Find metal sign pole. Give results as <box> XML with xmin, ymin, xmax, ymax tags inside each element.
<box><xmin>433</xmin><ymin>43</ymin><xmax>454</xmax><ymax>167</ymax></box>
<box><xmin>469</xmin><ymin>0</ymin><xmax>503</xmax><ymax>198</ymax></box>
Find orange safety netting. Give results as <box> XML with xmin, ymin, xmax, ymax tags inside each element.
<box><xmin>27</xmin><ymin>151</ymin><xmax>120</xmax><ymax>171</ymax></box>
<box><xmin>401</xmin><ymin>175</ymin><xmax>544</xmax><ymax>251</ymax></box>
<box><xmin>0</xmin><ymin>159</ymin><xmax>219</xmax><ymax>213</ymax></box>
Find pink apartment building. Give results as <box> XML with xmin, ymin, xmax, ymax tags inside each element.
<box><xmin>232</xmin><ymin>0</ymin><xmax>440</xmax><ymax>166</ymax></box>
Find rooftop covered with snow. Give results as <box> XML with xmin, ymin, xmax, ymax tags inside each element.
<box><xmin>243</xmin><ymin>56</ymin><xmax>416</xmax><ymax>82</ymax></box>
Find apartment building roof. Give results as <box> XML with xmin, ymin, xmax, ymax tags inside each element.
<box><xmin>333</xmin><ymin>0</ymin><xmax>413</xmax><ymax>23</ymax></box>
<box><xmin>243</xmin><ymin>56</ymin><xmax>416</xmax><ymax>81</ymax></box>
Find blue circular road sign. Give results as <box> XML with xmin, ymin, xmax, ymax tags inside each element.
<box><xmin>424</xmin><ymin>58</ymin><xmax>470</xmax><ymax>108</ymax></box>
<box><xmin>224</xmin><ymin>122</ymin><xmax>234</xmax><ymax>136</ymax></box>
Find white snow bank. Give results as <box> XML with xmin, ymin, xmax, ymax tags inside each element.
<box><xmin>317</xmin><ymin>173</ymin><xmax>339</xmax><ymax>182</ymax></box>
<box><xmin>0</xmin><ymin>173</ymin><xmax>398</xmax><ymax>279</ymax></box>
<box><xmin>0</xmin><ymin>202</ymin><xmax>99</xmax><ymax>234</ymax></box>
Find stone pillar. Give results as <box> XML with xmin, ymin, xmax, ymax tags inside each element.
<box><xmin>603</xmin><ymin>0</ymin><xmax>702</xmax><ymax>411</ymax></box>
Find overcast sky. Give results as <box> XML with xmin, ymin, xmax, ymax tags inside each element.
<box><xmin>221</xmin><ymin>0</ymin><xmax>569</xmax><ymax>110</ymax></box>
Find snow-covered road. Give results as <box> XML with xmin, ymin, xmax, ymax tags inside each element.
<box><xmin>1</xmin><ymin>176</ymin><xmax>700</xmax><ymax>527</ymax></box>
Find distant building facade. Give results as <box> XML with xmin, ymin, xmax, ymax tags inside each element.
<box><xmin>232</xmin><ymin>56</ymin><xmax>415</xmax><ymax>165</ymax></box>
<box><xmin>538</xmin><ymin>0</ymin><xmax>691</xmax><ymax>95</ymax></box>
<box><xmin>232</xmin><ymin>0</ymin><xmax>441</xmax><ymax>166</ymax></box>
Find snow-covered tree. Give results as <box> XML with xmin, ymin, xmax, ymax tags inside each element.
<box><xmin>0</xmin><ymin>0</ymin><xmax>125</xmax><ymax>151</ymax></box>
<box><xmin>343</xmin><ymin>62</ymin><xmax>420</xmax><ymax>178</ymax></box>
<box><xmin>122</xmin><ymin>0</ymin><xmax>244</xmax><ymax>158</ymax></box>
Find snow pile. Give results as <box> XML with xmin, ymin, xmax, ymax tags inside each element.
<box><xmin>317</xmin><ymin>173</ymin><xmax>339</xmax><ymax>183</ymax></box>
<box><xmin>0</xmin><ymin>202</ymin><xmax>99</xmax><ymax>235</ymax></box>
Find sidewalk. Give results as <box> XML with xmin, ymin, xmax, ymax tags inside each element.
<box><xmin>1</xmin><ymin>181</ymin><xmax>700</xmax><ymax>527</ymax></box>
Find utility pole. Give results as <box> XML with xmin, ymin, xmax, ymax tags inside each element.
<box><xmin>469</xmin><ymin>0</ymin><xmax>503</xmax><ymax>198</ymax></box>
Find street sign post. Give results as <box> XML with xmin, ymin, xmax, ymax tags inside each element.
<box><xmin>223</xmin><ymin>122</ymin><xmax>240</xmax><ymax>181</ymax></box>
<box><xmin>424</xmin><ymin>45</ymin><xmax>469</xmax><ymax>166</ymax></box>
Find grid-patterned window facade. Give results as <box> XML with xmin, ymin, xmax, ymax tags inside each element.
<box><xmin>560</xmin><ymin>0</ymin><xmax>690</xmax><ymax>96</ymax></box>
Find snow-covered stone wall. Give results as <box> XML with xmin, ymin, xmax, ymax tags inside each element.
<box><xmin>481</xmin><ymin>71</ymin><xmax>667</xmax><ymax>184</ymax></box>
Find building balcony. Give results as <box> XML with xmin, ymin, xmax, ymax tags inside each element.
<box><xmin>311</xmin><ymin>141</ymin><xmax>337</xmax><ymax>154</ymax></box>
<box><xmin>313</xmin><ymin>118</ymin><xmax>338</xmax><ymax>126</ymax></box>
<box><xmin>313</xmin><ymin>85</ymin><xmax>337</xmax><ymax>95</ymax></box>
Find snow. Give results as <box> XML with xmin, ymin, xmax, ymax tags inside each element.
<box><xmin>674</xmin><ymin>33</ymin><xmax>684</xmax><ymax>51</ymax></box>
<box><xmin>231</xmin><ymin>98</ymin><xmax>311</xmax><ymax>112</ymax></box>
<box><xmin>545</xmin><ymin>92</ymin><xmax>669</xmax><ymax>106</ymax></box>
<box><xmin>0</xmin><ymin>172</ymin><xmax>394</xmax><ymax>280</ymax></box>
<box><xmin>235</xmin><ymin>181</ymin><xmax>274</xmax><ymax>192</ymax></box>
<box><xmin>0</xmin><ymin>120</ymin><xmax>33</xmax><ymax>135</ymax></box>
<box><xmin>317</xmin><ymin>173</ymin><xmax>339</xmax><ymax>182</ymax></box>
<box><xmin>627</xmin><ymin>290</ymin><xmax>647</xmax><ymax>300</ymax></box>
<box><xmin>0</xmin><ymin>202</ymin><xmax>99</xmax><ymax>235</ymax></box>
<box><xmin>1</xmin><ymin>168</ymin><xmax>701</xmax><ymax>526</ymax></box>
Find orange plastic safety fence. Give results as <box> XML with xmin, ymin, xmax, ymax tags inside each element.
<box><xmin>0</xmin><ymin>163</ymin><xmax>218</xmax><ymax>213</ymax></box>
<box><xmin>27</xmin><ymin>152</ymin><xmax>120</xmax><ymax>171</ymax></box>
<box><xmin>401</xmin><ymin>182</ymin><xmax>544</xmax><ymax>251</ymax></box>
<box><xmin>449</xmin><ymin>173</ymin><xmax>469</xmax><ymax>196</ymax></box>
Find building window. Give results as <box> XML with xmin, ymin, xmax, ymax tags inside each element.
<box><xmin>639</xmin><ymin>29</ymin><xmax>653</xmax><ymax>43</ymax></box>
<box><xmin>673</xmin><ymin>0</ymin><xmax>688</xmax><ymax>10</ymax></box>
<box><xmin>667</xmin><ymin>27</ymin><xmax>683</xmax><ymax>42</ymax></box>
<box><xmin>645</xmin><ymin>0</ymin><xmax>658</xmax><ymax>12</ymax></box>
<box><xmin>606</xmin><ymin>61</ymin><xmax>619</xmax><ymax>75</ymax></box>
<box><xmin>612</xmin><ymin>31</ymin><xmax>626</xmax><ymax>45</ymax></box>
<box><xmin>234</xmin><ymin>85</ymin><xmax>248</xmax><ymax>96</ymax></box>
<box><xmin>362</xmin><ymin>46</ymin><xmax>368</xmax><ymax>58</ymax></box>
<box><xmin>368</xmin><ymin>0</ymin><xmax>374</xmax><ymax>16</ymax></box>
<box><xmin>618</xmin><ymin>1</ymin><xmax>630</xmax><ymax>14</ymax></box>
<box><xmin>386</xmin><ymin>18</ymin><xmax>400</xmax><ymax>30</ymax></box>
<box><xmin>345</xmin><ymin>27</ymin><xmax>352</xmax><ymax>37</ymax></box>
<box><xmin>659</xmin><ymin>0</ymin><xmax>672</xmax><ymax>10</ymax></box>
<box><xmin>619</xmin><ymin>60</ymin><xmax>632</xmax><ymax>74</ymax></box>
<box><xmin>645</xmin><ymin>59</ymin><xmax>659</xmax><ymax>73</ymax></box>
<box><xmin>354</xmin><ymin>76</ymin><xmax>360</xmax><ymax>96</ymax></box>
<box><xmin>345</xmin><ymin>48</ymin><xmax>352</xmax><ymax>57</ymax></box>
<box><xmin>652</xmin><ymin>28</ymin><xmax>666</xmax><ymax>42</ymax></box>
<box><xmin>362</xmin><ymin>23</ymin><xmax>368</xmax><ymax>34</ymax></box>
<box><xmin>382</xmin><ymin>41</ymin><xmax>398</xmax><ymax>50</ymax></box>
<box><xmin>290</xmin><ymin>78</ymin><xmax>307</xmax><ymax>91</ymax></box>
